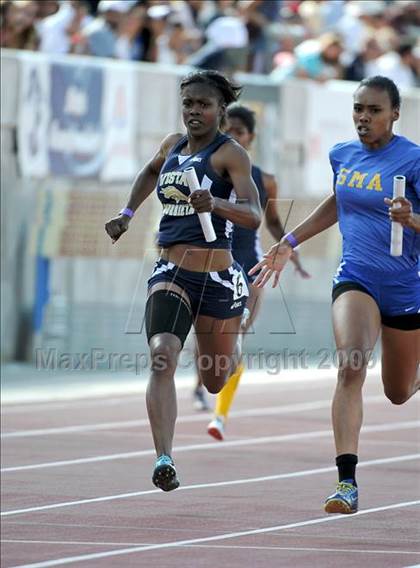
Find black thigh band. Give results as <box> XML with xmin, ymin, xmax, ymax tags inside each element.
<box><xmin>332</xmin><ymin>282</ymin><xmax>420</xmax><ymax>331</ymax></box>
<box><xmin>145</xmin><ymin>290</ymin><xmax>193</xmax><ymax>347</ymax></box>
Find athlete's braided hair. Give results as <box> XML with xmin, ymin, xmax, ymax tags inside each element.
<box><xmin>180</xmin><ymin>70</ymin><xmax>242</xmax><ymax>107</ymax></box>
<box><xmin>357</xmin><ymin>76</ymin><xmax>401</xmax><ymax>109</ymax></box>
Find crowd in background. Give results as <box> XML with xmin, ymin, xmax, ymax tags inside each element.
<box><xmin>1</xmin><ymin>0</ymin><xmax>419</xmax><ymax>86</ymax></box>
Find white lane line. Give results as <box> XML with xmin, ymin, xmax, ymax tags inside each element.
<box><xmin>0</xmin><ymin>396</ymin><xmax>141</xmax><ymax>415</ymax></box>
<box><xmin>2</xmin><ymin>453</ymin><xmax>419</xmax><ymax>517</ymax></box>
<box><xmin>2</xmin><ymin>420</ymin><xmax>419</xmax><ymax>474</ymax></box>
<box><xmin>2</xmin><ymin>541</ymin><xmax>419</xmax><ymax>556</ymax></box>
<box><xmin>191</xmin><ymin>544</ymin><xmax>420</xmax><ymax>555</ymax></box>
<box><xmin>1</xmin><ymin>396</ymin><xmax>385</xmax><ymax>439</ymax></box>
<box><xmin>1</xmin><ymin>540</ymin><xmax>149</xmax><ymax>547</ymax></box>
<box><xmin>2</xmin><ymin>420</ymin><xmax>150</xmax><ymax>439</ymax></box>
<box><xmin>12</xmin><ymin>500</ymin><xmax>420</xmax><ymax>567</ymax></box>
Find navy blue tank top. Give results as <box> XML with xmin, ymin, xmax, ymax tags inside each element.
<box><xmin>232</xmin><ymin>165</ymin><xmax>267</xmax><ymax>258</ymax></box>
<box><xmin>157</xmin><ymin>133</ymin><xmax>235</xmax><ymax>249</ymax></box>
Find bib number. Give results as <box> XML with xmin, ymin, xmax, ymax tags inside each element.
<box><xmin>233</xmin><ymin>271</ymin><xmax>247</xmax><ymax>301</ymax></box>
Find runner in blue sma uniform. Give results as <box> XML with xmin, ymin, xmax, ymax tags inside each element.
<box><xmin>250</xmin><ymin>76</ymin><xmax>420</xmax><ymax>514</ymax></box>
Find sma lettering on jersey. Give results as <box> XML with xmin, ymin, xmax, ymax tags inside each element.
<box><xmin>336</xmin><ymin>168</ymin><xmax>382</xmax><ymax>192</ymax></box>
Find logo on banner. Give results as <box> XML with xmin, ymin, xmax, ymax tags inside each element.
<box><xmin>49</xmin><ymin>64</ymin><xmax>104</xmax><ymax>177</ymax></box>
<box><xmin>18</xmin><ymin>57</ymin><xmax>50</xmax><ymax>178</ymax></box>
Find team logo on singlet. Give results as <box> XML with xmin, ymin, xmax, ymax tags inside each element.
<box><xmin>161</xmin><ymin>184</ymin><xmax>194</xmax><ymax>216</ymax></box>
<box><xmin>162</xmin><ymin>186</ymin><xmax>188</xmax><ymax>203</ymax></box>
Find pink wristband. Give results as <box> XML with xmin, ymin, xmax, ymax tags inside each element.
<box><xmin>284</xmin><ymin>232</ymin><xmax>298</xmax><ymax>249</ymax></box>
<box><xmin>119</xmin><ymin>208</ymin><xmax>134</xmax><ymax>218</ymax></box>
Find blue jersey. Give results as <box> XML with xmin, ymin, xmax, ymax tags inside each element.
<box><xmin>157</xmin><ymin>133</ymin><xmax>235</xmax><ymax>249</ymax></box>
<box><xmin>330</xmin><ymin>135</ymin><xmax>420</xmax><ymax>272</ymax></box>
<box><xmin>232</xmin><ymin>165</ymin><xmax>267</xmax><ymax>266</ymax></box>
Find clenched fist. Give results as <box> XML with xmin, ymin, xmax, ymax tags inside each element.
<box><xmin>105</xmin><ymin>214</ymin><xmax>131</xmax><ymax>243</ymax></box>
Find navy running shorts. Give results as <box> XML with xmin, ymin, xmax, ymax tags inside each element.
<box><xmin>148</xmin><ymin>258</ymin><xmax>249</xmax><ymax>319</ymax></box>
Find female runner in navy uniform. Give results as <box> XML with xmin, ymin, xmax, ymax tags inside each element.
<box><xmin>250</xmin><ymin>76</ymin><xmax>419</xmax><ymax>514</ymax></box>
<box><xmin>105</xmin><ymin>70</ymin><xmax>261</xmax><ymax>491</ymax></box>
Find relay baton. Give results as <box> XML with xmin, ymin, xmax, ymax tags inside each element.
<box><xmin>390</xmin><ymin>175</ymin><xmax>406</xmax><ymax>257</ymax></box>
<box><xmin>185</xmin><ymin>167</ymin><xmax>217</xmax><ymax>242</ymax></box>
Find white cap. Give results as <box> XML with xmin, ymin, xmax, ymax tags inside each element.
<box><xmin>97</xmin><ymin>0</ymin><xmax>137</xmax><ymax>14</ymax></box>
<box><xmin>147</xmin><ymin>5</ymin><xmax>172</xmax><ymax>19</ymax></box>
<box><xmin>206</xmin><ymin>17</ymin><xmax>248</xmax><ymax>49</ymax></box>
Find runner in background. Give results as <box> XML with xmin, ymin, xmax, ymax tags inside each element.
<box><xmin>193</xmin><ymin>104</ymin><xmax>310</xmax><ymax>441</ymax></box>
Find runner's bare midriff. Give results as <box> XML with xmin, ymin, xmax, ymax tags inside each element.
<box><xmin>160</xmin><ymin>244</ymin><xmax>233</xmax><ymax>272</ymax></box>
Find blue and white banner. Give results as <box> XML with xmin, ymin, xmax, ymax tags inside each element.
<box><xmin>18</xmin><ymin>54</ymin><xmax>137</xmax><ymax>180</ymax></box>
<box><xmin>49</xmin><ymin>62</ymin><xmax>105</xmax><ymax>177</ymax></box>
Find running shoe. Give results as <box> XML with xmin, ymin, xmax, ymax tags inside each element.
<box><xmin>324</xmin><ymin>480</ymin><xmax>358</xmax><ymax>514</ymax></box>
<box><xmin>192</xmin><ymin>385</ymin><xmax>210</xmax><ymax>411</ymax></box>
<box><xmin>152</xmin><ymin>454</ymin><xmax>180</xmax><ymax>492</ymax></box>
<box><xmin>241</xmin><ymin>307</ymin><xmax>251</xmax><ymax>328</ymax></box>
<box><xmin>207</xmin><ymin>416</ymin><xmax>225</xmax><ymax>441</ymax></box>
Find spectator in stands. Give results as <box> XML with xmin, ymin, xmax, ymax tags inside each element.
<box><xmin>187</xmin><ymin>1</ymin><xmax>249</xmax><ymax>73</ymax></box>
<box><xmin>1</xmin><ymin>0</ymin><xmax>419</xmax><ymax>83</ymax></box>
<box><xmin>202</xmin><ymin>0</ymin><xmax>239</xmax><ymax>27</ymax></box>
<box><xmin>36</xmin><ymin>0</ymin><xmax>75</xmax><ymax>53</ymax></box>
<box><xmin>116</xmin><ymin>2</ymin><xmax>199</xmax><ymax>64</ymax></box>
<box><xmin>271</xmin><ymin>33</ymin><xmax>298</xmax><ymax>76</ymax></box>
<box><xmin>335</xmin><ymin>1</ymin><xmax>367</xmax><ymax>62</ymax></box>
<box><xmin>1</xmin><ymin>0</ymin><xmax>39</xmax><ymax>50</ymax></box>
<box><xmin>368</xmin><ymin>37</ymin><xmax>419</xmax><ymax>88</ymax></box>
<box><xmin>387</xmin><ymin>0</ymin><xmax>420</xmax><ymax>38</ymax></box>
<box><xmin>79</xmin><ymin>0</ymin><xmax>136</xmax><ymax>58</ymax></box>
<box><xmin>167</xmin><ymin>14</ymin><xmax>202</xmax><ymax>64</ymax></box>
<box><xmin>170</xmin><ymin>0</ymin><xmax>208</xmax><ymax>35</ymax></box>
<box><xmin>344</xmin><ymin>36</ymin><xmax>383</xmax><ymax>83</ymax></box>
<box><xmin>114</xmin><ymin>3</ymin><xmax>148</xmax><ymax>60</ymax></box>
<box><xmin>239</xmin><ymin>0</ymin><xmax>282</xmax><ymax>73</ymax></box>
<box><xmin>272</xmin><ymin>31</ymin><xmax>344</xmax><ymax>82</ymax></box>
<box><xmin>297</xmin><ymin>0</ymin><xmax>345</xmax><ymax>36</ymax></box>
<box><xmin>357</xmin><ymin>1</ymin><xmax>397</xmax><ymax>54</ymax></box>
<box><xmin>145</xmin><ymin>3</ymin><xmax>175</xmax><ymax>63</ymax></box>
<box><xmin>67</xmin><ymin>0</ymin><xmax>94</xmax><ymax>55</ymax></box>
<box><xmin>335</xmin><ymin>1</ymin><xmax>396</xmax><ymax>66</ymax></box>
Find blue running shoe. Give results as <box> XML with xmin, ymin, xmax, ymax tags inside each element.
<box><xmin>324</xmin><ymin>480</ymin><xmax>358</xmax><ymax>514</ymax></box>
<box><xmin>152</xmin><ymin>454</ymin><xmax>180</xmax><ymax>492</ymax></box>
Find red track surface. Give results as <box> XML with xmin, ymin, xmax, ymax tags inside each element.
<box><xmin>1</xmin><ymin>372</ymin><xmax>419</xmax><ymax>567</ymax></box>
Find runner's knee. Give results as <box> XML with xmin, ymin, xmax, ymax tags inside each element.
<box><xmin>383</xmin><ymin>377</ymin><xmax>415</xmax><ymax>405</ymax></box>
<box><xmin>384</xmin><ymin>388</ymin><xmax>410</xmax><ymax>405</ymax></box>
<box><xmin>337</xmin><ymin>365</ymin><xmax>366</xmax><ymax>388</ymax></box>
<box><xmin>150</xmin><ymin>340</ymin><xmax>179</xmax><ymax>377</ymax></box>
